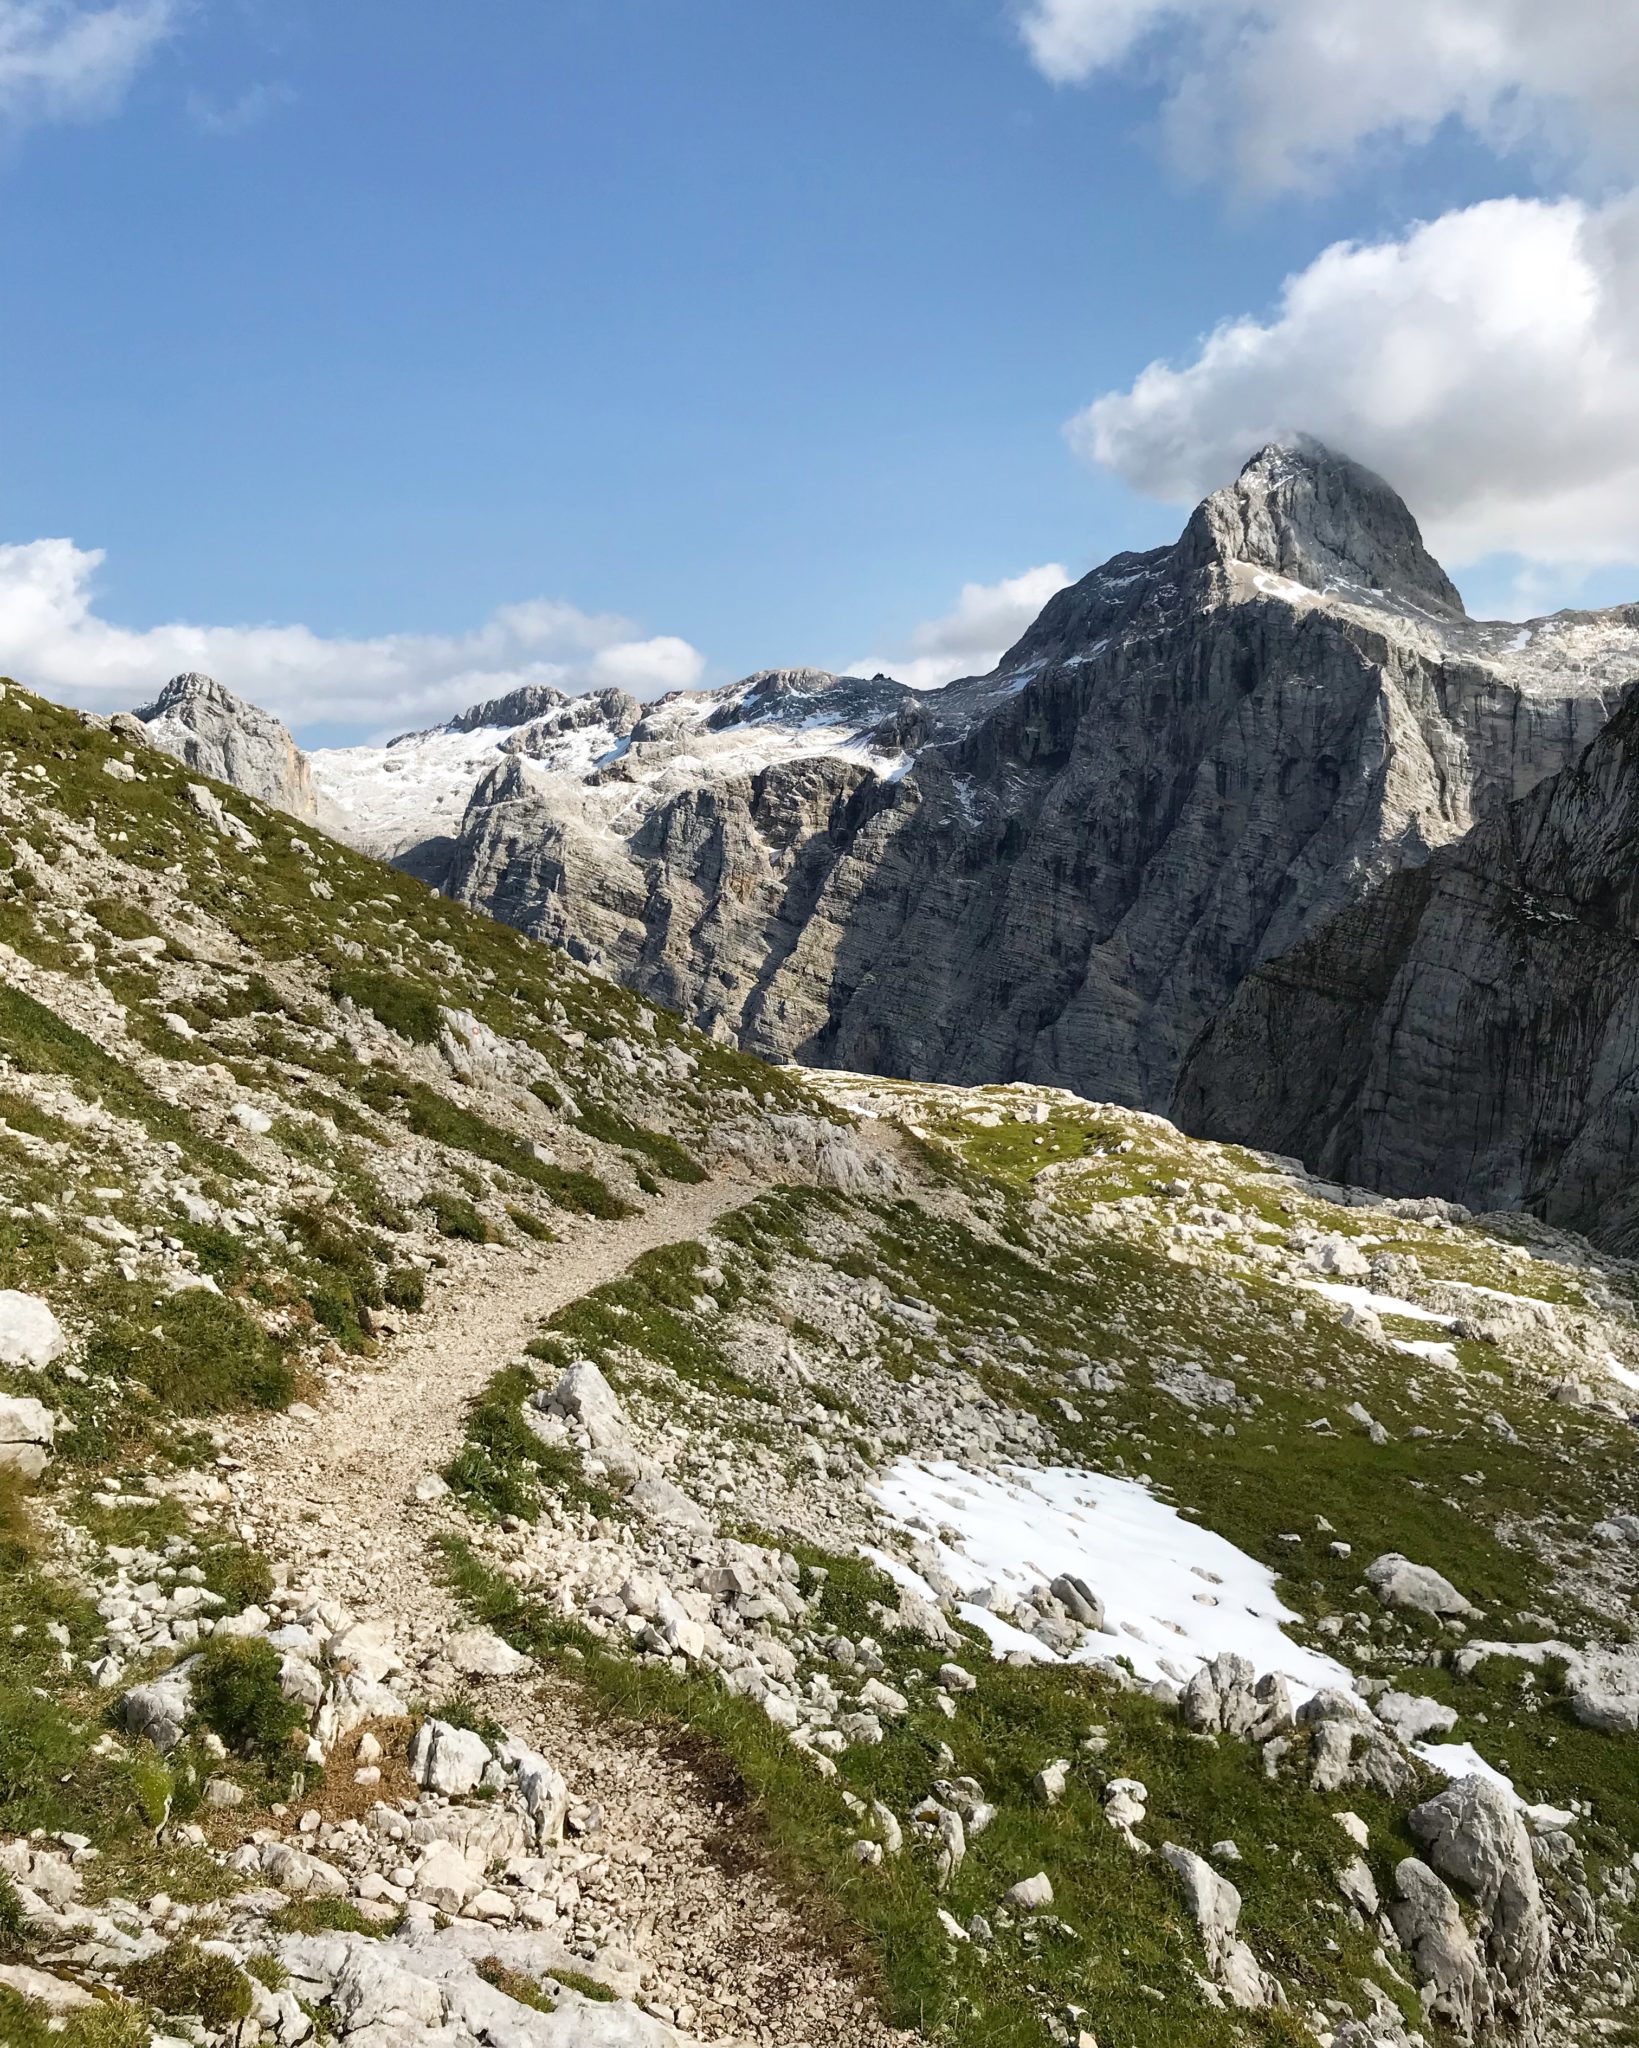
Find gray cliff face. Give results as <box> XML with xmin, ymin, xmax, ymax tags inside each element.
<box><xmin>434</xmin><ymin>443</ymin><xmax>1638</xmax><ymax>1107</ymax></box>
<box><xmin>139</xmin><ymin>673</ymin><xmax>322</xmax><ymax>823</ymax></box>
<box><xmin>1176</xmin><ymin>691</ymin><xmax>1639</xmax><ymax>1253</ymax></box>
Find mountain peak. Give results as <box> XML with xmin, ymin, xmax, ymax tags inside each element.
<box><xmin>1184</xmin><ymin>436</ymin><xmax>1466</xmax><ymax>618</ymax></box>
<box><xmin>139</xmin><ymin>671</ymin><xmax>252</xmax><ymax>721</ymax></box>
<box><xmin>137</xmin><ymin>671</ymin><xmax>320</xmax><ymax>822</ymax></box>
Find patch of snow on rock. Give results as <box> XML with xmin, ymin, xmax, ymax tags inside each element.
<box><xmin>869</xmin><ymin>1459</ymin><xmax>1357</xmax><ymax>1705</ymax></box>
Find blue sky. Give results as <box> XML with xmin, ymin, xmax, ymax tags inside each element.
<box><xmin>5</xmin><ymin>0</ymin><xmax>1639</xmax><ymax>741</ymax></box>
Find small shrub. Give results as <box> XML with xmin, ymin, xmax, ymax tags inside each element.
<box><xmin>329</xmin><ymin>967</ymin><xmax>444</xmax><ymax>1046</ymax></box>
<box><xmin>0</xmin><ymin>1684</ymin><xmax>81</xmax><ymax>1814</ymax></box>
<box><xmin>574</xmin><ymin>1102</ymin><xmax>706</xmax><ymax>1183</ymax></box>
<box><xmin>81</xmin><ymin>1291</ymin><xmax>293</xmax><ymax>1425</ymax></box>
<box><xmin>505</xmin><ymin>1206</ymin><xmax>554</xmax><ymax>1242</ymax></box>
<box><xmin>550</xmin><ymin>1967</ymin><xmax>615</xmax><ymax>2004</ymax></box>
<box><xmin>128</xmin><ymin>1754</ymin><xmax>173</xmax><ymax>1829</ymax></box>
<box><xmin>198</xmin><ymin>1539</ymin><xmax>274</xmax><ymax>1614</ymax></box>
<box><xmin>425</xmin><ymin>1190</ymin><xmax>491</xmax><ymax>1242</ymax></box>
<box><xmin>246</xmin><ymin>1953</ymin><xmax>288</xmax><ymax>1991</ymax></box>
<box><xmin>189</xmin><ymin>1635</ymin><xmax>304</xmax><ymax>1764</ymax></box>
<box><xmin>124</xmin><ymin>1941</ymin><xmax>251</xmax><ymax>2025</ymax></box>
<box><xmin>0</xmin><ymin>1867</ymin><xmax>25</xmax><ymax>1944</ymax></box>
<box><xmin>476</xmin><ymin>1958</ymin><xmax>555</xmax><ymax>2013</ymax></box>
<box><xmin>385</xmin><ymin>1266</ymin><xmax>426</xmax><ymax>1311</ymax></box>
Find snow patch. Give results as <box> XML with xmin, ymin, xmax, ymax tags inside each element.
<box><xmin>1300</xmin><ymin>1282</ymin><xmax>1450</xmax><ymax>1324</ymax></box>
<box><xmin>869</xmin><ymin>1459</ymin><xmax>1356</xmax><ymax>1703</ymax></box>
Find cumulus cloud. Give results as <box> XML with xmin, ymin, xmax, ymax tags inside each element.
<box><xmin>0</xmin><ymin>0</ymin><xmax>178</xmax><ymax>131</ymax></box>
<box><xmin>848</xmin><ymin>563</ymin><xmax>1071</xmax><ymax>689</ymax></box>
<box><xmin>1015</xmin><ymin>0</ymin><xmax>1639</xmax><ymax>193</ymax></box>
<box><xmin>1075</xmin><ymin>194</ymin><xmax>1639</xmax><ymax>572</ymax></box>
<box><xmin>0</xmin><ymin>536</ymin><xmax>706</xmax><ymax>736</ymax></box>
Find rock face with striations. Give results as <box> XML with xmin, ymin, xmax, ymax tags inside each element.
<box><xmin>139</xmin><ymin>672</ymin><xmax>322</xmax><ymax>823</ymax></box>
<box><xmin>313</xmin><ymin>441</ymin><xmax>1635</xmax><ymax>1113</ymax></box>
<box><xmin>1176</xmin><ymin>688</ymin><xmax>1639</xmax><ymax>1253</ymax></box>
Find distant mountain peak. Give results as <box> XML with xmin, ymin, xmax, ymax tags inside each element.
<box><xmin>1186</xmin><ymin>436</ymin><xmax>1466</xmax><ymax>618</ymax></box>
<box><xmin>139</xmin><ymin>670</ymin><xmax>256</xmax><ymax>721</ymax></box>
<box><xmin>446</xmin><ymin>685</ymin><xmax>576</xmax><ymax>733</ymax></box>
<box><xmin>138</xmin><ymin>671</ymin><xmax>320</xmax><ymax>823</ymax></box>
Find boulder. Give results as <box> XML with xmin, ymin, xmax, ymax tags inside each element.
<box><xmin>1004</xmin><ymin>1871</ymin><xmax>1053</xmax><ymax>1912</ymax></box>
<box><xmin>0</xmin><ymin>1963</ymin><xmax>96</xmax><ymax>2012</ymax></box>
<box><xmin>447</xmin><ymin>1628</ymin><xmax>529</xmax><ymax>1680</ymax></box>
<box><xmin>1408</xmin><ymin>1774</ymin><xmax>1550</xmax><ymax>2008</ymax></box>
<box><xmin>1161</xmin><ymin>1842</ymin><xmax>1282</xmax><ymax>2010</ymax></box>
<box><xmin>0</xmin><ymin>1292</ymin><xmax>65</xmax><ymax>1371</ymax></box>
<box><xmin>1374</xmin><ymin>1689</ymin><xmax>1458</xmax><ymax>1742</ymax></box>
<box><xmin>1365</xmin><ymin>1553</ymin><xmax>1476</xmax><ymax>1618</ymax></box>
<box><xmin>538</xmin><ymin>1359</ymin><xmax>626</xmax><ymax>1449</ymax></box>
<box><xmin>1390</xmin><ymin>1857</ymin><xmax>1485</xmax><ymax>2035</ymax></box>
<box><xmin>0</xmin><ymin>1393</ymin><xmax>55</xmax><ymax>1479</ymax></box>
<box><xmin>1180</xmin><ymin>1653</ymin><xmax>1293</xmax><ymax>1741</ymax></box>
<box><xmin>121</xmin><ymin>1664</ymin><xmax>195</xmax><ymax>1752</ymax></box>
<box><xmin>408</xmin><ymin>1718</ymin><xmax>492</xmax><ymax>1797</ymax></box>
<box><xmin>1049</xmin><ymin>1573</ymin><xmax>1105</xmax><ymax>1629</ymax></box>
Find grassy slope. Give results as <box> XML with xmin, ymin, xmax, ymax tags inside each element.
<box><xmin>0</xmin><ymin>680</ymin><xmax>813</xmax><ymax>2030</ymax></box>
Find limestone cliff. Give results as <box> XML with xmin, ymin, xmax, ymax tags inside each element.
<box><xmin>1176</xmin><ymin>691</ymin><xmax>1639</xmax><ymax>1253</ymax></box>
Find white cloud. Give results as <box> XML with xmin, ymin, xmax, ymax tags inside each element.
<box><xmin>0</xmin><ymin>0</ymin><xmax>178</xmax><ymax>131</ymax></box>
<box><xmin>848</xmin><ymin>563</ymin><xmax>1071</xmax><ymax>689</ymax></box>
<box><xmin>1015</xmin><ymin>0</ymin><xmax>1639</xmax><ymax>193</ymax></box>
<box><xmin>1075</xmin><ymin>193</ymin><xmax>1639</xmax><ymax>573</ymax></box>
<box><xmin>0</xmin><ymin>536</ymin><xmax>707</xmax><ymax>735</ymax></box>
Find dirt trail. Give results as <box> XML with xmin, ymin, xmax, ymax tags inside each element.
<box><xmin>230</xmin><ymin>1167</ymin><xmax>761</xmax><ymax>1624</ymax></box>
<box><xmin>225</xmin><ymin>1166</ymin><xmax>902</xmax><ymax>2048</ymax></box>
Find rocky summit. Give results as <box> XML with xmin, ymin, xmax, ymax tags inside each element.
<box><xmin>0</xmin><ymin>665</ymin><xmax>1638</xmax><ymax>2048</ymax></box>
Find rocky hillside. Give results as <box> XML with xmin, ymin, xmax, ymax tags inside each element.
<box><xmin>1177</xmin><ymin>691</ymin><xmax>1639</xmax><ymax>1255</ymax></box>
<box><xmin>4</xmin><ymin>675</ymin><xmax>1639</xmax><ymax>2048</ymax></box>
<box><xmin>148</xmin><ymin>441</ymin><xmax>1638</xmax><ymax>1117</ymax></box>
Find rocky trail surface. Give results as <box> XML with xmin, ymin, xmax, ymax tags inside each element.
<box><xmin>230</xmin><ymin>1168</ymin><xmax>762</xmax><ymax>1631</ymax></box>
<box><xmin>222</xmin><ymin>1166</ymin><xmax>905</xmax><ymax>2048</ymax></box>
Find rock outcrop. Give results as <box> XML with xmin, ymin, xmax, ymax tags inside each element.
<box><xmin>1178</xmin><ymin>690</ymin><xmax>1639</xmax><ymax>1252</ymax></box>
<box><xmin>140</xmin><ymin>672</ymin><xmax>323</xmax><ymax>823</ymax></box>
<box><xmin>306</xmin><ymin>441</ymin><xmax>1637</xmax><ymax>1114</ymax></box>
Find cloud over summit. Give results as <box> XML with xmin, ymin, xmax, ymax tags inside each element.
<box><xmin>1077</xmin><ymin>195</ymin><xmax>1639</xmax><ymax>573</ymax></box>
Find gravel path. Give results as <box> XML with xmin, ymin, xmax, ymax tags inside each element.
<box><xmin>225</xmin><ymin>1170</ymin><xmax>904</xmax><ymax>2048</ymax></box>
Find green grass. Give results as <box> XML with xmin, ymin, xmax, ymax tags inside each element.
<box><xmin>0</xmin><ymin>982</ymin><xmax>244</xmax><ymax>1177</ymax></box>
<box><xmin>0</xmin><ymin>1990</ymin><xmax>148</xmax><ymax>2048</ymax></box>
<box><xmin>548</xmin><ymin>1967</ymin><xmax>615</xmax><ymax>2004</ymax></box>
<box><xmin>329</xmin><ymin>965</ymin><xmax>445</xmax><ymax>1045</ymax></box>
<box><xmin>362</xmin><ymin>1071</ymin><xmax>632</xmax><ymax>1216</ymax></box>
<box><xmin>425</xmin><ymin>1189</ymin><xmax>493</xmax><ymax>1242</ymax></box>
<box><xmin>574</xmin><ymin>1101</ymin><xmax>707</xmax><ymax>1183</ymax></box>
<box><xmin>123</xmin><ymin>1943</ymin><xmax>251</xmax><ymax>2025</ymax></box>
<box><xmin>72</xmin><ymin>1287</ymin><xmax>295</xmax><ymax>1452</ymax></box>
<box><xmin>269</xmin><ymin>1898</ymin><xmax>397</xmax><ymax>1938</ymax></box>
<box><xmin>443</xmin><ymin>1367</ymin><xmax>619</xmax><ymax>1521</ymax></box>
<box><xmin>506</xmin><ymin>1204</ymin><xmax>556</xmax><ymax>1242</ymax></box>
<box><xmin>476</xmin><ymin>1958</ymin><xmax>557</xmax><ymax>2012</ymax></box>
<box><xmin>189</xmin><ymin>1635</ymin><xmax>306</xmax><ymax>1768</ymax></box>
